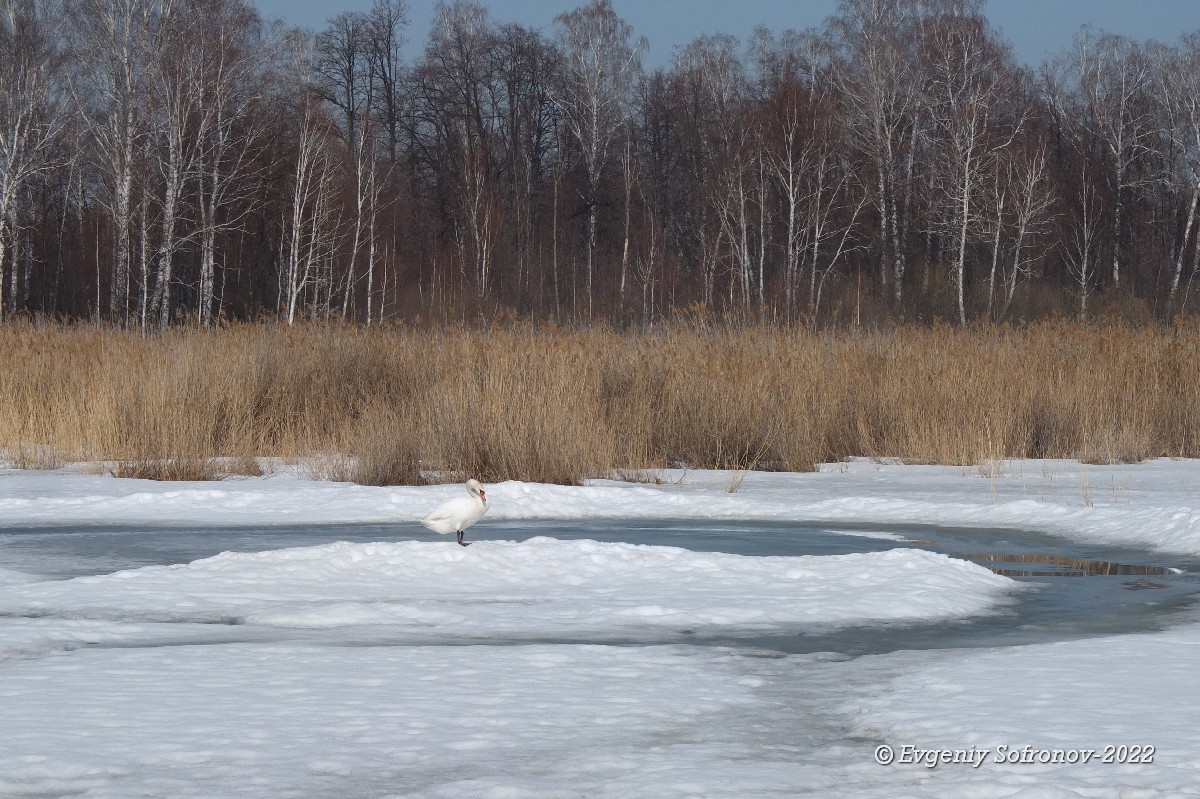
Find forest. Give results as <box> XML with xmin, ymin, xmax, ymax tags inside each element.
<box><xmin>2</xmin><ymin>0</ymin><xmax>1200</xmax><ymax>328</ymax></box>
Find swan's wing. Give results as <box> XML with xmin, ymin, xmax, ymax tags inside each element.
<box><xmin>422</xmin><ymin>497</ymin><xmax>470</xmax><ymax>523</ymax></box>
<box><xmin>422</xmin><ymin>508</ymin><xmax>449</xmax><ymax>523</ymax></box>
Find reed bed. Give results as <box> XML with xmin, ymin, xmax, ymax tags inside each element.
<box><xmin>1</xmin><ymin>321</ymin><xmax>1197</xmax><ymax>484</ymax></box>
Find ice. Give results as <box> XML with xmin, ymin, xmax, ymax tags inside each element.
<box><xmin>1</xmin><ymin>459</ymin><xmax>1199</xmax><ymax>797</ymax></box>
<box><xmin>0</xmin><ymin>539</ymin><xmax>1017</xmax><ymax>655</ymax></box>
<box><xmin>838</xmin><ymin>621</ymin><xmax>1200</xmax><ymax>797</ymax></box>
<box><xmin>0</xmin><ymin>565</ymin><xmax>40</xmax><ymax>586</ymax></box>
<box><xmin>0</xmin><ymin>643</ymin><xmax>800</xmax><ymax>798</ymax></box>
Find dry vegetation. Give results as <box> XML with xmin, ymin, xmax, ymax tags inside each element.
<box><xmin>1</xmin><ymin>321</ymin><xmax>1198</xmax><ymax>485</ymax></box>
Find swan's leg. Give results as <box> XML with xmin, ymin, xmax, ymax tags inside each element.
<box><xmin>457</xmin><ymin>530</ymin><xmax>469</xmax><ymax>547</ymax></box>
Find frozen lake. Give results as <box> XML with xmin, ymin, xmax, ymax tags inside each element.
<box><xmin>4</xmin><ymin>518</ymin><xmax>1197</xmax><ymax>656</ymax></box>
<box><xmin>3</xmin><ymin>463</ymin><xmax>1200</xmax><ymax>797</ymax></box>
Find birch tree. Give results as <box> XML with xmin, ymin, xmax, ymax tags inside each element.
<box><xmin>67</xmin><ymin>0</ymin><xmax>157</xmax><ymax>325</ymax></box>
<box><xmin>1070</xmin><ymin>29</ymin><xmax>1157</xmax><ymax>288</ymax></box>
<box><xmin>316</xmin><ymin>0</ymin><xmax>409</xmax><ymax>323</ymax></box>
<box><xmin>924</xmin><ymin>11</ymin><xmax>1021</xmax><ymax>324</ymax></box>
<box><xmin>680</xmin><ymin>35</ymin><xmax>761</xmax><ymax>310</ymax></box>
<box><xmin>1066</xmin><ymin>165</ymin><xmax>1101</xmax><ymax>321</ymax></box>
<box><xmin>552</xmin><ymin>0</ymin><xmax>644</xmax><ymax>317</ymax></box>
<box><xmin>190</xmin><ymin>0</ymin><xmax>264</xmax><ymax>326</ymax></box>
<box><xmin>0</xmin><ymin>0</ymin><xmax>65</xmax><ymax>319</ymax></box>
<box><xmin>279</xmin><ymin>32</ymin><xmax>343</xmax><ymax>324</ymax></box>
<box><xmin>316</xmin><ymin>10</ymin><xmax>370</xmax><ymax>319</ymax></box>
<box><xmin>147</xmin><ymin>0</ymin><xmax>200</xmax><ymax>327</ymax></box>
<box><xmin>414</xmin><ymin>0</ymin><xmax>501</xmax><ymax>301</ymax></box>
<box><xmin>991</xmin><ymin>142</ymin><xmax>1055</xmax><ymax>319</ymax></box>
<box><xmin>755</xmin><ymin>27</ymin><xmax>865</xmax><ymax>322</ymax></box>
<box><xmin>281</xmin><ymin>101</ymin><xmax>341</xmax><ymax>324</ymax></box>
<box><xmin>830</xmin><ymin>0</ymin><xmax>922</xmax><ymax>307</ymax></box>
<box><xmin>1155</xmin><ymin>35</ymin><xmax>1200</xmax><ymax>308</ymax></box>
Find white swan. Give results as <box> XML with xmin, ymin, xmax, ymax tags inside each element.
<box><xmin>421</xmin><ymin>479</ymin><xmax>489</xmax><ymax>546</ymax></box>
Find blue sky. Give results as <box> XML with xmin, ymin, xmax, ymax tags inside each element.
<box><xmin>251</xmin><ymin>0</ymin><xmax>1200</xmax><ymax>68</ymax></box>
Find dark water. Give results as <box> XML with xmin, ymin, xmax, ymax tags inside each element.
<box><xmin>2</xmin><ymin>518</ymin><xmax>1198</xmax><ymax>656</ymax></box>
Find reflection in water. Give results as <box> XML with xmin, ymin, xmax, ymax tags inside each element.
<box><xmin>951</xmin><ymin>552</ymin><xmax>1177</xmax><ymax>578</ymax></box>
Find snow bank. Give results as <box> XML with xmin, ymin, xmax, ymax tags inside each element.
<box><xmin>0</xmin><ymin>539</ymin><xmax>1017</xmax><ymax>653</ymax></box>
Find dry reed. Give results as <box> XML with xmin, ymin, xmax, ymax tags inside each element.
<box><xmin>1</xmin><ymin>320</ymin><xmax>1197</xmax><ymax>484</ymax></box>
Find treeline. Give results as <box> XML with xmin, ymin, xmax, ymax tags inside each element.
<box><xmin>3</xmin><ymin>0</ymin><xmax>1200</xmax><ymax>328</ymax></box>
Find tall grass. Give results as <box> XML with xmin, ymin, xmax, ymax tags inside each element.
<box><xmin>1</xmin><ymin>320</ymin><xmax>1198</xmax><ymax>484</ymax></box>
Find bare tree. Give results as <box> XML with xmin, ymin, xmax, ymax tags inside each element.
<box><xmin>312</xmin><ymin>2</ymin><xmax>407</xmax><ymax>324</ymax></box>
<box><xmin>279</xmin><ymin>32</ymin><xmax>344</xmax><ymax>324</ymax></box>
<box><xmin>552</xmin><ymin>0</ymin><xmax>644</xmax><ymax>317</ymax></box>
<box><xmin>759</xmin><ymin>82</ymin><xmax>806</xmax><ymax>318</ymax></box>
<box><xmin>492</xmin><ymin>22</ymin><xmax>560</xmax><ymax>310</ymax></box>
<box><xmin>1065</xmin><ymin>167</ymin><xmax>1101</xmax><ymax>321</ymax></box>
<box><xmin>67</xmin><ymin>0</ymin><xmax>157</xmax><ymax>325</ymax></box>
<box><xmin>282</xmin><ymin>106</ymin><xmax>342</xmax><ymax>324</ymax></box>
<box><xmin>189</xmin><ymin>0</ymin><xmax>266</xmax><ymax>326</ymax></box>
<box><xmin>629</xmin><ymin>66</ymin><xmax>676</xmax><ymax>322</ymax></box>
<box><xmin>668</xmin><ymin>44</ymin><xmax>726</xmax><ymax>309</ymax></box>
<box><xmin>366</xmin><ymin>0</ymin><xmax>408</xmax><ymax>166</ymax></box>
<box><xmin>679</xmin><ymin>34</ymin><xmax>762</xmax><ymax>311</ymax></box>
<box><xmin>362</xmin><ymin>0</ymin><xmax>408</xmax><ymax>322</ymax></box>
<box><xmin>923</xmin><ymin>11</ymin><xmax>1022</xmax><ymax>324</ymax></box>
<box><xmin>6</xmin><ymin>0</ymin><xmax>1200</xmax><ymax>327</ymax></box>
<box><xmin>1154</xmin><ymin>34</ymin><xmax>1200</xmax><ymax>308</ymax></box>
<box><xmin>755</xmin><ymin>27</ymin><xmax>865</xmax><ymax>322</ymax></box>
<box><xmin>316</xmin><ymin>9</ymin><xmax>373</xmax><ymax>319</ymax></box>
<box><xmin>991</xmin><ymin>142</ymin><xmax>1055</xmax><ymax>319</ymax></box>
<box><xmin>147</xmin><ymin>0</ymin><xmax>204</xmax><ymax>327</ymax></box>
<box><xmin>0</xmin><ymin>0</ymin><xmax>66</xmax><ymax>319</ymax></box>
<box><xmin>1070</xmin><ymin>28</ymin><xmax>1157</xmax><ymax>288</ymax></box>
<box><xmin>413</xmin><ymin>1</ymin><xmax>501</xmax><ymax>302</ymax></box>
<box><xmin>829</xmin><ymin>0</ymin><xmax>923</xmax><ymax>307</ymax></box>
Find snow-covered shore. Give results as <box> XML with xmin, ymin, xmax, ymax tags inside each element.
<box><xmin>4</xmin><ymin>457</ymin><xmax>1200</xmax><ymax>555</ymax></box>
<box><xmin>1</xmin><ymin>459</ymin><xmax>1197</xmax><ymax>797</ymax></box>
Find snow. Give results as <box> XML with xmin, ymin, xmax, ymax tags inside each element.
<box><xmin>839</xmin><ymin>620</ymin><xmax>1200</xmax><ymax>797</ymax></box>
<box><xmin>0</xmin><ymin>643</ymin><xmax>779</xmax><ymax>799</ymax></box>
<box><xmin>0</xmin><ymin>539</ymin><xmax>1015</xmax><ymax>658</ymax></box>
<box><xmin>1</xmin><ymin>458</ymin><xmax>1198</xmax><ymax>797</ymax></box>
<box><xmin>4</xmin><ymin>457</ymin><xmax>1200</xmax><ymax>554</ymax></box>
<box><xmin>0</xmin><ymin>564</ymin><xmax>40</xmax><ymax>586</ymax></box>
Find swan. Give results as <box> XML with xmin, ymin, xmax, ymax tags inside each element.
<box><xmin>421</xmin><ymin>479</ymin><xmax>489</xmax><ymax>546</ymax></box>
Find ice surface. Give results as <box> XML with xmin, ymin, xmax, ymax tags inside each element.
<box><xmin>840</xmin><ymin>621</ymin><xmax>1200</xmax><ymax>797</ymax></box>
<box><xmin>0</xmin><ymin>538</ymin><xmax>1017</xmax><ymax>658</ymax></box>
<box><xmin>0</xmin><ymin>643</ymin><xmax>831</xmax><ymax>799</ymax></box>
<box><xmin>1</xmin><ymin>460</ymin><xmax>1199</xmax><ymax>797</ymax></box>
<box><xmin>0</xmin><ymin>565</ymin><xmax>39</xmax><ymax>586</ymax></box>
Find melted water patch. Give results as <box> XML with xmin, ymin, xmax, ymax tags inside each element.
<box><xmin>2</xmin><ymin>518</ymin><xmax>1199</xmax><ymax>660</ymax></box>
<box><xmin>952</xmin><ymin>552</ymin><xmax>1178</xmax><ymax>578</ymax></box>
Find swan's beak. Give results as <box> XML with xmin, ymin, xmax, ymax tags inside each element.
<box><xmin>480</xmin><ymin>491</ymin><xmax>487</xmax><ymax>502</ymax></box>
